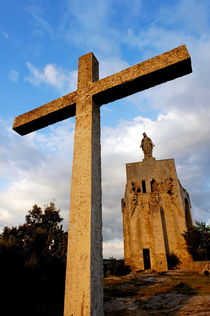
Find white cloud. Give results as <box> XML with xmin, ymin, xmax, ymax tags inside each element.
<box><xmin>159</xmin><ymin>0</ymin><xmax>210</xmax><ymax>34</ymax></box>
<box><xmin>25</xmin><ymin>62</ymin><xmax>77</xmax><ymax>93</ymax></box>
<box><xmin>103</xmin><ymin>239</ymin><xmax>124</xmax><ymax>259</ymax></box>
<box><xmin>24</xmin><ymin>55</ymin><xmax>130</xmax><ymax>93</ymax></box>
<box><xmin>0</xmin><ymin>30</ymin><xmax>9</xmax><ymax>39</ymax></box>
<box><xmin>100</xmin><ymin>57</ymin><xmax>129</xmax><ymax>79</ymax></box>
<box><xmin>0</xmin><ymin>120</ymin><xmax>75</xmax><ymax>231</ymax></box>
<box><xmin>122</xmin><ymin>0</ymin><xmax>210</xmax><ymax>63</ymax></box>
<box><xmin>8</xmin><ymin>70</ymin><xmax>19</xmax><ymax>83</ymax></box>
<box><xmin>25</xmin><ymin>4</ymin><xmax>54</xmax><ymax>39</ymax></box>
<box><xmin>60</xmin><ymin>0</ymin><xmax>122</xmax><ymax>56</ymax></box>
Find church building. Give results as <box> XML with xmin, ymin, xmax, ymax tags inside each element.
<box><xmin>121</xmin><ymin>133</ymin><xmax>193</xmax><ymax>271</ymax></box>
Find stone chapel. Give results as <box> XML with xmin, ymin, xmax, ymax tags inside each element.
<box><xmin>121</xmin><ymin>133</ymin><xmax>193</xmax><ymax>271</ymax></box>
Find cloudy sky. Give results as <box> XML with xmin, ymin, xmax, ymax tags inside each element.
<box><xmin>1</xmin><ymin>0</ymin><xmax>210</xmax><ymax>258</ymax></box>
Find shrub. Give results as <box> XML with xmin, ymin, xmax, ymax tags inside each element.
<box><xmin>183</xmin><ymin>221</ymin><xmax>210</xmax><ymax>261</ymax></box>
<box><xmin>167</xmin><ymin>252</ymin><xmax>181</xmax><ymax>270</ymax></box>
<box><xmin>104</xmin><ymin>258</ymin><xmax>131</xmax><ymax>276</ymax></box>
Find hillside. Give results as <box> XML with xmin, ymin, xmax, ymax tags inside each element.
<box><xmin>104</xmin><ymin>270</ymin><xmax>210</xmax><ymax>315</ymax></box>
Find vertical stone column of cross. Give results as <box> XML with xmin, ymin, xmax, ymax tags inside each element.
<box><xmin>64</xmin><ymin>52</ymin><xmax>103</xmax><ymax>316</ymax></box>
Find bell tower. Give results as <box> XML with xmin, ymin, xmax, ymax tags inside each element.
<box><xmin>121</xmin><ymin>134</ymin><xmax>193</xmax><ymax>271</ymax></box>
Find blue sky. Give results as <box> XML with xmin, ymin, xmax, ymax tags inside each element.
<box><xmin>1</xmin><ymin>0</ymin><xmax>210</xmax><ymax>257</ymax></box>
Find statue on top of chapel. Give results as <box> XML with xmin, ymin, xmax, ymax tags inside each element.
<box><xmin>140</xmin><ymin>132</ymin><xmax>155</xmax><ymax>159</ymax></box>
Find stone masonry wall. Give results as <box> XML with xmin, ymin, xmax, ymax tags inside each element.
<box><xmin>122</xmin><ymin>159</ymin><xmax>193</xmax><ymax>271</ymax></box>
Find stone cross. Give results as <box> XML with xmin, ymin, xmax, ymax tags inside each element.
<box><xmin>13</xmin><ymin>45</ymin><xmax>192</xmax><ymax>315</ymax></box>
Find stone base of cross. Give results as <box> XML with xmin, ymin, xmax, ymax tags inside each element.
<box><xmin>13</xmin><ymin>45</ymin><xmax>192</xmax><ymax>315</ymax></box>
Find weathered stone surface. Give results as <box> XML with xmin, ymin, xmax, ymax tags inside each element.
<box><xmin>64</xmin><ymin>53</ymin><xmax>103</xmax><ymax>316</ymax></box>
<box><xmin>122</xmin><ymin>158</ymin><xmax>193</xmax><ymax>271</ymax></box>
<box><xmin>104</xmin><ymin>271</ymin><xmax>210</xmax><ymax>315</ymax></box>
<box><xmin>13</xmin><ymin>91</ymin><xmax>76</xmax><ymax>135</ymax></box>
<box><xmin>93</xmin><ymin>45</ymin><xmax>191</xmax><ymax>105</ymax></box>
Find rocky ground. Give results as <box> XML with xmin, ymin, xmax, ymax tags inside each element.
<box><xmin>104</xmin><ymin>270</ymin><xmax>210</xmax><ymax>315</ymax></box>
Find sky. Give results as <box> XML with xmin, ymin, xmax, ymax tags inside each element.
<box><xmin>0</xmin><ymin>0</ymin><xmax>210</xmax><ymax>258</ymax></box>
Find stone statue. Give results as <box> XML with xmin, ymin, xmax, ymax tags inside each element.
<box><xmin>140</xmin><ymin>132</ymin><xmax>155</xmax><ymax>158</ymax></box>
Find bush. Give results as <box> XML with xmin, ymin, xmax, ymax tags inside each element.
<box><xmin>104</xmin><ymin>257</ymin><xmax>131</xmax><ymax>276</ymax></box>
<box><xmin>183</xmin><ymin>221</ymin><xmax>210</xmax><ymax>261</ymax></box>
<box><xmin>167</xmin><ymin>252</ymin><xmax>181</xmax><ymax>270</ymax></box>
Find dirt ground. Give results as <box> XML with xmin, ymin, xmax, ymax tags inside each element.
<box><xmin>104</xmin><ymin>270</ymin><xmax>210</xmax><ymax>315</ymax></box>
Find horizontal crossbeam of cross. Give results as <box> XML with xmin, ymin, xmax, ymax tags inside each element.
<box><xmin>13</xmin><ymin>45</ymin><xmax>191</xmax><ymax>136</ymax></box>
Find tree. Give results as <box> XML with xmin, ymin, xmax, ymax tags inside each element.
<box><xmin>0</xmin><ymin>202</ymin><xmax>67</xmax><ymax>268</ymax></box>
<box><xmin>0</xmin><ymin>202</ymin><xmax>67</xmax><ymax>316</ymax></box>
<box><xmin>24</xmin><ymin>202</ymin><xmax>67</xmax><ymax>267</ymax></box>
<box><xmin>183</xmin><ymin>221</ymin><xmax>210</xmax><ymax>261</ymax></box>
